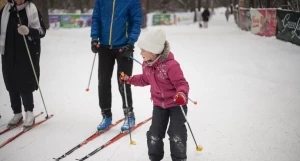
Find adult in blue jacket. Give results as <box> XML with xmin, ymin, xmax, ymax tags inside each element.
<box><xmin>90</xmin><ymin>0</ymin><xmax>142</xmax><ymax>132</ymax></box>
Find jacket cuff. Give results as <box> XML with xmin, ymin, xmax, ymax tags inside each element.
<box><xmin>127</xmin><ymin>77</ymin><xmax>133</xmax><ymax>84</ymax></box>
<box><xmin>127</xmin><ymin>38</ymin><xmax>135</xmax><ymax>45</ymax></box>
<box><xmin>91</xmin><ymin>37</ymin><xmax>98</xmax><ymax>41</ymax></box>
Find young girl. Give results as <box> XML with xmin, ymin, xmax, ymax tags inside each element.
<box><xmin>120</xmin><ymin>29</ymin><xmax>189</xmax><ymax>161</ymax></box>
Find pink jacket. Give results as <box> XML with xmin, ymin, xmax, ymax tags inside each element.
<box><xmin>130</xmin><ymin>41</ymin><xmax>189</xmax><ymax>108</ymax></box>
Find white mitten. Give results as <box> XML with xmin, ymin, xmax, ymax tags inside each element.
<box><xmin>17</xmin><ymin>25</ymin><xmax>29</xmax><ymax>35</ymax></box>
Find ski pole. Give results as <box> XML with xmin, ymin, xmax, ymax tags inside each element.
<box><xmin>119</xmin><ymin>48</ymin><xmax>142</xmax><ymax>65</ymax></box>
<box><xmin>188</xmin><ymin>97</ymin><xmax>198</xmax><ymax>105</ymax></box>
<box><xmin>121</xmin><ymin>72</ymin><xmax>136</xmax><ymax>145</ymax></box>
<box><xmin>86</xmin><ymin>47</ymin><xmax>98</xmax><ymax>92</ymax></box>
<box><xmin>129</xmin><ymin>55</ymin><xmax>142</xmax><ymax>65</ymax></box>
<box><xmin>10</xmin><ymin>1</ymin><xmax>50</xmax><ymax>118</ymax></box>
<box><xmin>180</xmin><ymin>105</ymin><xmax>203</xmax><ymax>151</ymax></box>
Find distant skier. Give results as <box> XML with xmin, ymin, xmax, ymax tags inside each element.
<box><xmin>225</xmin><ymin>7</ymin><xmax>230</xmax><ymax>22</ymax></box>
<box><xmin>202</xmin><ymin>7</ymin><xmax>210</xmax><ymax>28</ymax></box>
<box><xmin>120</xmin><ymin>28</ymin><xmax>190</xmax><ymax>161</ymax></box>
<box><xmin>0</xmin><ymin>0</ymin><xmax>46</xmax><ymax>129</ymax></box>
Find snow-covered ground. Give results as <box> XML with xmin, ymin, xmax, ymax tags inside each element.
<box><xmin>1</xmin><ymin>8</ymin><xmax>300</xmax><ymax>161</ymax></box>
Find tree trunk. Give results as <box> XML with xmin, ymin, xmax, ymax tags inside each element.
<box><xmin>197</xmin><ymin>0</ymin><xmax>201</xmax><ymax>11</ymax></box>
<box><xmin>190</xmin><ymin>0</ymin><xmax>195</xmax><ymax>11</ymax></box>
<box><xmin>77</xmin><ymin>0</ymin><xmax>84</xmax><ymax>13</ymax></box>
<box><xmin>160</xmin><ymin>0</ymin><xmax>170</xmax><ymax>13</ymax></box>
<box><xmin>283</xmin><ymin>0</ymin><xmax>288</xmax><ymax>9</ymax></box>
<box><xmin>32</xmin><ymin>0</ymin><xmax>49</xmax><ymax>29</ymax></box>
<box><xmin>249</xmin><ymin>0</ymin><xmax>255</xmax><ymax>7</ymax></box>
<box><xmin>141</xmin><ymin>0</ymin><xmax>148</xmax><ymax>28</ymax></box>
<box><xmin>266</xmin><ymin>0</ymin><xmax>271</xmax><ymax>7</ymax></box>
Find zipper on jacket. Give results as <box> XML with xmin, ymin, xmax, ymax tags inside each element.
<box><xmin>109</xmin><ymin>0</ymin><xmax>116</xmax><ymax>49</ymax></box>
<box><xmin>161</xmin><ymin>92</ymin><xmax>166</xmax><ymax>108</ymax></box>
<box><xmin>152</xmin><ymin>67</ymin><xmax>166</xmax><ymax>108</ymax></box>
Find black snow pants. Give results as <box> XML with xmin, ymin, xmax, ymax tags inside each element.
<box><xmin>97</xmin><ymin>46</ymin><xmax>134</xmax><ymax>118</ymax></box>
<box><xmin>9</xmin><ymin>91</ymin><xmax>34</xmax><ymax>114</ymax></box>
<box><xmin>147</xmin><ymin>105</ymin><xmax>188</xmax><ymax>161</ymax></box>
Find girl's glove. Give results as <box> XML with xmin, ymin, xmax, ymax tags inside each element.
<box><xmin>119</xmin><ymin>72</ymin><xmax>132</xmax><ymax>84</ymax></box>
<box><xmin>173</xmin><ymin>92</ymin><xmax>187</xmax><ymax>105</ymax></box>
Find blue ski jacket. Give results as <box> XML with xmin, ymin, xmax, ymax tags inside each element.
<box><xmin>90</xmin><ymin>0</ymin><xmax>143</xmax><ymax>49</ymax></box>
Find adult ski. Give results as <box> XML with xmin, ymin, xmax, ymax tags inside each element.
<box><xmin>76</xmin><ymin>117</ymin><xmax>152</xmax><ymax>161</ymax></box>
<box><xmin>53</xmin><ymin>118</ymin><xmax>125</xmax><ymax>161</ymax></box>
<box><xmin>0</xmin><ymin>114</ymin><xmax>54</xmax><ymax>148</ymax></box>
<box><xmin>0</xmin><ymin>112</ymin><xmax>44</xmax><ymax>135</ymax></box>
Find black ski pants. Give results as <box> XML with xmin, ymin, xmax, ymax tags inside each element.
<box><xmin>98</xmin><ymin>46</ymin><xmax>133</xmax><ymax>118</ymax></box>
<box><xmin>147</xmin><ymin>105</ymin><xmax>188</xmax><ymax>161</ymax></box>
<box><xmin>9</xmin><ymin>91</ymin><xmax>34</xmax><ymax>114</ymax></box>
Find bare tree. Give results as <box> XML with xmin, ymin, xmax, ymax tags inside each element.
<box><xmin>197</xmin><ymin>0</ymin><xmax>202</xmax><ymax>11</ymax></box>
<box><xmin>190</xmin><ymin>0</ymin><xmax>196</xmax><ymax>11</ymax></box>
<box><xmin>76</xmin><ymin>0</ymin><xmax>84</xmax><ymax>13</ymax></box>
<box><xmin>32</xmin><ymin>0</ymin><xmax>49</xmax><ymax>29</ymax></box>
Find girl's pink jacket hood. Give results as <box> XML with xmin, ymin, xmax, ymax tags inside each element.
<box><xmin>130</xmin><ymin>41</ymin><xmax>189</xmax><ymax>108</ymax></box>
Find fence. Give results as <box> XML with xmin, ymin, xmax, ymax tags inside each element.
<box><xmin>49</xmin><ymin>12</ymin><xmax>196</xmax><ymax>30</ymax></box>
<box><xmin>236</xmin><ymin>8</ymin><xmax>300</xmax><ymax>46</ymax></box>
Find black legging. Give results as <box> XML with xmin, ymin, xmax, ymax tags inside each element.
<box><xmin>147</xmin><ymin>105</ymin><xmax>188</xmax><ymax>161</ymax></box>
<box><xmin>98</xmin><ymin>46</ymin><xmax>134</xmax><ymax>118</ymax></box>
<box><xmin>9</xmin><ymin>92</ymin><xmax>34</xmax><ymax>114</ymax></box>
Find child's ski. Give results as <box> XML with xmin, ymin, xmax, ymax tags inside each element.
<box><xmin>53</xmin><ymin>118</ymin><xmax>125</xmax><ymax>161</ymax></box>
<box><xmin>0</xmin><ymin>112</ymin><xmax>44</xmax><ymax>135</ymax></box>
<box><xmin>0</xmin><ymin>114</ymin><xmax>54</xmax><ymax>148</ymax></box>
<box><xmin>76</xmin><ymin>117</ymin><xmax>152</xmax><ymax>161</ymax></box>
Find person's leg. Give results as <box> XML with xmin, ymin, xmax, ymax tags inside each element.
<box><xmin>147</xmin><ymin>106</ymin><xmax>169</xmax><ymax>161</ymax></box>
<box><xmin>20</xmin><ymin>92</ymin><xmax>34</xmax><ymax>112</ymax></box>
<box><xmin>98</xmin><ymin>47</ymin><xmax>116</xmax><ymax>118</ymax></box>
<box><xmin>116</xmin><ymin>53</ymin><xmax>133</xmax><ymax>116</ymax></box>
<box><xmin>204</xmin><ymin>21</ymin><xmax>208</xmax><ymax>28</ymax></box>
<box><xmin>7</xmin><ymin>92</ymin><xmax>23</xmax><ymax>127</ymax></box>
<box><xmin>116</xmin><ymin>52</ymin><xmax>134</xmax><ymax>131</ymax></box>
<box><xmin>9</xmin><ymin>91</ymin><xmax>22</xmax><ymax>114</ymax></box>
<box><xmin>21</xmin><ymin>92</ymin><xmax>35</xmax><ymax>127</ymax></box>
<box><xmin>168</xmin><ymin>105</ymin><xmax>188</xmax><ymax>161</ymax></box>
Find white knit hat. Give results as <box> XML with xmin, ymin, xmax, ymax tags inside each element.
<box><xmin>137</xmin><ymin>28</ymin><xmax>166</xmax><ymax>54</ymax></box>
